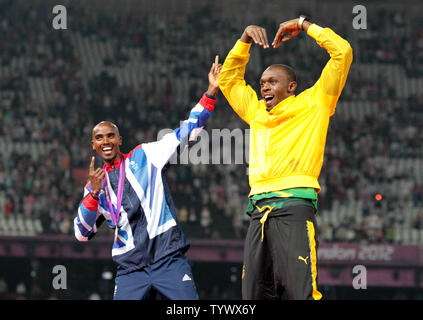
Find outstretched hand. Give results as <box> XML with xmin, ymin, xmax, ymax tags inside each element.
<box><xmin>272</xmin><ymin>18</ymin><xmax>303</xmax><ymax>48</ymax></box>
<box><xmin>240</xmin><ymin>25</ymin><xmax>269</xmax><ymax>48</ymax></box>
<box><xmin>207</xmin><ymin>55</ymin><xmax>222</xmax><ymax>97</ymax></box>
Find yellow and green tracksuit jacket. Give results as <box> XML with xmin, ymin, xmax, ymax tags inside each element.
<box><xmin>219</xmin><ymin>24</ymin><xmax>353</xmax><ymax>206</ymax></box>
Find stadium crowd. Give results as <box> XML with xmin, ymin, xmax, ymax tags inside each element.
<box><xmin>1</xmin><ymin>1</ymin><xmax>423</xmax><ymax>243</ymax></box>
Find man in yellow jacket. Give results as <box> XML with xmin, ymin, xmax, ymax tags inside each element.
<box><xmin>219</xmin><ymin>16</ymin><xmax>353</xmax><ymax>300</ymax></box>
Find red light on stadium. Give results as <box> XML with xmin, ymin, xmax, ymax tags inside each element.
<box><xmin>375</xmin><ymin>194</ymin><xmax>382</xmax><ymax>201</ymax></box>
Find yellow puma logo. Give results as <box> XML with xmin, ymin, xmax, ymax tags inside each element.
<box><xmin>298</xmin><ymin>256</ymin><xmax>309</xmax><ymax>264</ymax></box>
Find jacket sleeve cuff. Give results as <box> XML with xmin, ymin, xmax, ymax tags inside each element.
<box><xmin>307</xmin><ymin>24</ymin><xmax>324</xmax><ymax>39</ymax></box>
<box><xmin>82</xmin><ymin>193</ymin><xmax>100</xmax><ymax>211</ymax></box>
<box><xmin>232</xmin><ymin>40</ymin><xmax>252</xmax><ymax>56</ymax></box>
<box><xmin>200</xmin><ymin>92</ymin><xmax>216</xmax><ymax>112</ymax></box>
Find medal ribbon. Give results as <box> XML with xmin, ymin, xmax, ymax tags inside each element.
<box><xmin>103</xmin><ymin>158</ymin><xmax>125</xmax><ymax>243</ymax></box>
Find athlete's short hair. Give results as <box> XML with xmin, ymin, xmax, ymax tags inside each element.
<box><xmin>269</xmin><ymin>64</ymin><xmax>297</xmax><ymax>83</ymax></box>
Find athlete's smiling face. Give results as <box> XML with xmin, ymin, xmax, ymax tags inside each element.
<box><xmin>91</xmin><ymin>122</ymin><xmax>122</xmax><ymax>164</ymax></box>
<box><xmin>260</xmin><ymin>66</ymin><xmax>297</xmax><ymax>111</ymax></box>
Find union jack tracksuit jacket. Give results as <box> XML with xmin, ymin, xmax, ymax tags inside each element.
<box><xmin>74</xmin><ymin>93</ymin><xmax>215</xmax><ymax>276</ymax></box>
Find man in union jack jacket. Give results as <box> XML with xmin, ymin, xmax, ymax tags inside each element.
<box><xmin>74</xmin><ymin>57</ymin><xmax>221</xmax><ymax>300</ymax></box>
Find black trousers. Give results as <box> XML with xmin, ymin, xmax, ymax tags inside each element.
<box><xmin>242</xmin><ymin>204</ymin><xmax>322</xmax><ymax>300</ymax></box>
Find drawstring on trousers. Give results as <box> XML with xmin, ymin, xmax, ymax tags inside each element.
<box><xmin>255</xmin><ymin>204</ymin><xmax>274</xmax><ymax>242</ymax></box>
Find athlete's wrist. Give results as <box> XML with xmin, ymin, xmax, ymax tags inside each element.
<box><xmin>90</xmin><ymin>190</ymin><xmax>100</xmax><ymax>200</ymax></box>
<box><xmin>206</xmin><ymin>86</ymin><xmax>218</xmax><ymax>98</ymax></box>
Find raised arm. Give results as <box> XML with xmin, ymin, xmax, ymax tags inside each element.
<box><xmin>142</xmin><ymin>57</ymin><xmax>221</xmax><ymax>169</ymax></box>
<box><xmin>218</xmin><ymin>26</ymin><xmax>269</xmax><ymax>124</ymax></box>
<box><xmin>273</xmin><ymin>17</ymin><xmax>353</xmax><ymax>115</ymax></box>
